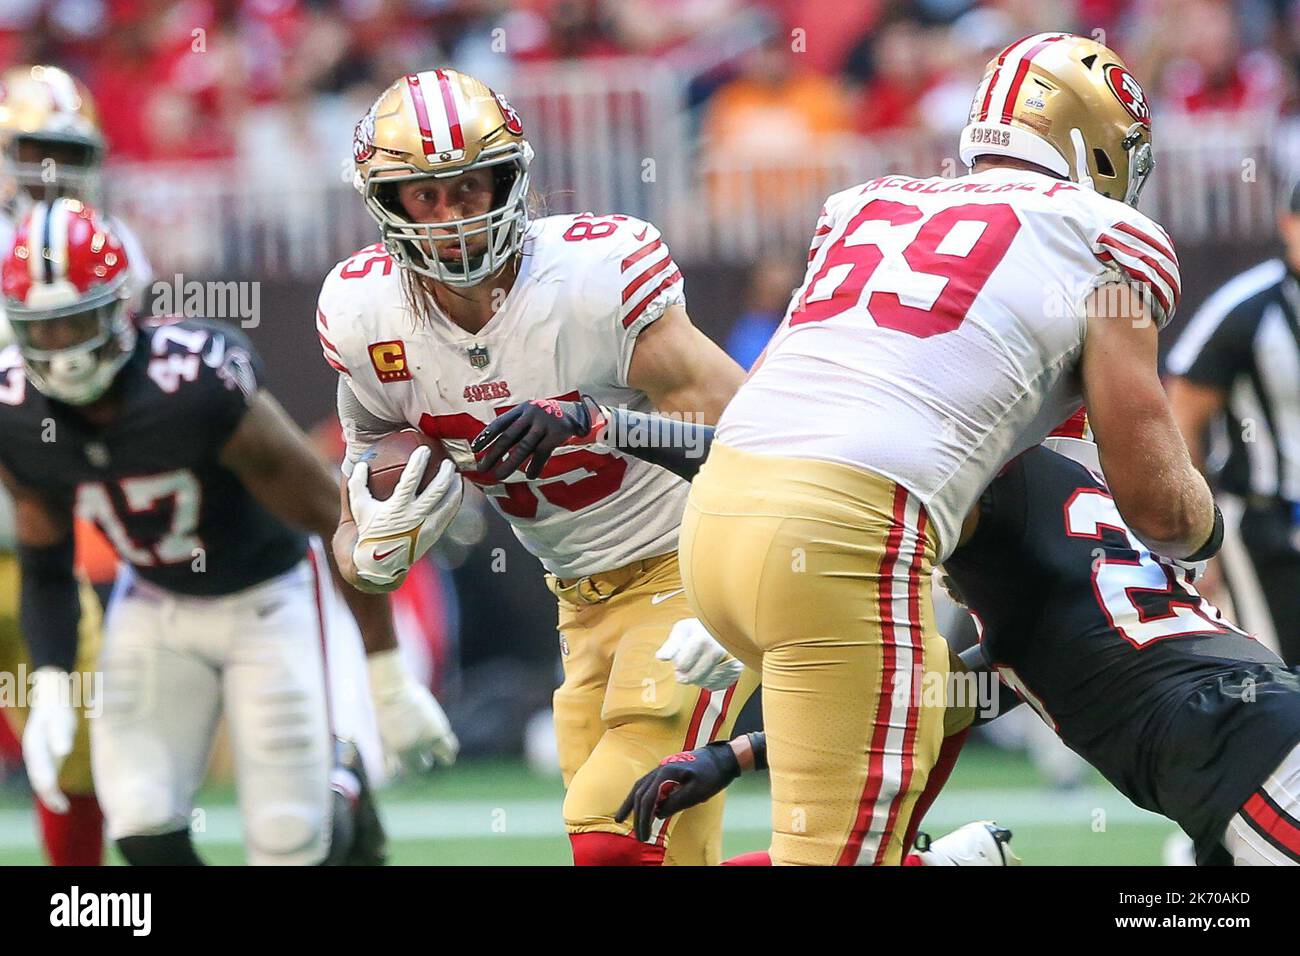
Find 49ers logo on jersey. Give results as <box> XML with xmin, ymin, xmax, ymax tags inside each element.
<box><xmin>1104</xmin><ymin>64</ymin><xmax>1150</xmax><ymax>128</ymax></box>
<box><xmin>464</xmin><ymin>381</ymin><xmax>511</xmax><ymax>403</ymax></box>
<box><xmin>369</xmin><ymin>340</ymin><xmax>412</xmax><ymax>383</ymax></box>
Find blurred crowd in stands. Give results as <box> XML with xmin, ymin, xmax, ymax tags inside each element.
<box><xmin>3</xmin><ymin>0</ymin><xmax>1300</xmax><ymax>165</ymax></box>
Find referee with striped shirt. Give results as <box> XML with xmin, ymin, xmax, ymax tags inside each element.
<box><xmin>1167</xmin><ymin>184</ymin><xmax>1300</xmax><ymax>665</ymax></box>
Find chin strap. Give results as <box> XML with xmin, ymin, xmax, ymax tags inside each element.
<box><xmin>1069</xmin><ymin>128</ymin><xmax>1095</xmax><ymax>192</ymax></box>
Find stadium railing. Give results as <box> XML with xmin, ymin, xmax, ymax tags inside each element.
<box><xmin>106</xmin><ymin>62</ymin><xmax>1297</xmax><ymax>278</ymax></box>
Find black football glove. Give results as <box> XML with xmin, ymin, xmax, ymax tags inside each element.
<box><xmin>614</xmin><ymin>741</ymin><xmax>740</xmax><ymax>842</ymax></box>
<box><xmin>470</xmin><ymin>396</ymin><xmax>606</xmax><ymax>481</ymax></box>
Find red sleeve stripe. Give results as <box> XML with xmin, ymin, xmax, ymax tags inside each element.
<box><xmin>621</xmin><ymin>238</ymin><xmax>663</xmax><ymax>272</ymax></box>
<box><xmin>1098</xmin><ymin>233</ymin><xmax>1180</xmax><ymax>296</ymax></box>
<box><xmin>621</xmin><ymin>251</ymin><xmax>674</xmax><ymax>304</ymax></box>
<box><xmin>1097</xmin><ymin>234</ymin><xmax>1180</xmax><ymax>307</ymax></box>
<box><xmin>1242</xmin><ymin>791</ymin><xmax>1300</xmax><ymax>862</ymax></box>
<box><xmin>317</xmin><ymin>329</ymin><xmax>342</xmax><ymax>355</ymax></box>
<box><xmin>622</xmin><ymin>268</ymin><xmax>682</xmax><ymax>328</ymax></box>
<box><xmin>1049</xmin><ymin>406</ymin><xmax>1089</xmax><ymax>439</ymax></box>
<box><xmin>808</xmin><ymin>219</ymin><xmax>834</xmax><ymax>262</ymax></box>
<box><xmin>1112</xmin><ymin>220</ymin><xmax>1178</xmax><ymax>267</ymax></box>
<box><xmin>323</xmin><ymin>353</ymin><xmax>349</xmax><ymax>375</ymax></box>
<box><xmin>316</xmin><ymin>307</ymin><xmax>329</xmax><ymax>329</ymax></box>
<box><xmin>1095</xmin><ymin>251</ymin><xmax>1172</xmax><ymax>314</ymax></box>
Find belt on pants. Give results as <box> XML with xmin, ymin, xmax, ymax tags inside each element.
<box><xmin>547</xmin><ymin>551</ymin><xmax>676</xmax><ymax>607</ymax></box>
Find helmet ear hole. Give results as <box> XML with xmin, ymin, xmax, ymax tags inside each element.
<box><xmin>1092</xmin><ymin>148</ymin><xmax>1116</xmax><ymax>178</ymax></box>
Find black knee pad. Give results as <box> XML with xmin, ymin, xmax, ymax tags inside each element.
<box><xmin>116</xmin><ymin>829</ymin><xmax>204</xmax><ymax>866</ymax></box>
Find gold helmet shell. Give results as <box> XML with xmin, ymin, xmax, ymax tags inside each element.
<box><xmin>352</xmin><ymin>69</ymin><xmax>533</xmax><ymax>287</ymax></box>
<box><xmin>959</xmin><ymin>33</ymin><xmax>1154</xmax><ymax>206</ymax></box>
<box><xmin>0</xmin><ymin>64</ymin><xmax>105</xmax><ymax>201</ymax></box>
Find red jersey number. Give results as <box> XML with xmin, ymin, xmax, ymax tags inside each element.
<box><xmin>792</xmin><ymin>200</ymin><xmax>1020</xmax><ymax>338</ymax></box>
<box><xmin>340</xmin><ymin>244</ymin><xmax>394</xmax><ymax>280</ymax></box>
<box><xmin>561</xmin><ymin>214</ymin><xmax>629</xmax><ymax>242</ymax></box>
<box><xmin>418</xmin><ymin>400</ymin><xmax>627</xmax><ymax>519</ymax></box>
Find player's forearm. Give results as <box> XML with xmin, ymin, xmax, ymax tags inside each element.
<box><xmin>1098</xmin><ymin>426</ymin><xmax>1217</xmax><ymax>558</ymax></box>
<box><xmin>956</xmin><ymin>643</ymin><xmax>1023</xmax><ymax>726</ymax></box>
<box><xmin>1166</xmin><ymin>377</ymin><xmax>1223</xmax><ymax>473</ymax></box>
<box><xmin>600</xmin><ymin>405</ymin><xmax>714</xmax><ymax>481</ymax></box>
<box><xmin>728</xmin><ymin>731</ymin><xmax>766</xmax><ymax>775</ymax></box>
<box><xmin>1083</xmin><ymin>302</ymin><xmax>1217</xmax><ymax>559</ymax></box>
<box><xmin>18</xmin><ymin>539</ymin><xmax>80</xmax><ymax>672</ymax></box>
<box><xmin>322</xmin><ymin>538</ymin><xmax>398</xmax><ymax>653</ymax></box>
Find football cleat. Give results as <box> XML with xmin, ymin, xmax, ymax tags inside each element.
<box><xmin>916</xmin><ymin>820</ymin><xmax>1022</xmax><ymax>866</ymax></box>
<box><xmin>333</xmin><ymin>739</ymin><xmax>388</xmax><ymax>866</ymax></box>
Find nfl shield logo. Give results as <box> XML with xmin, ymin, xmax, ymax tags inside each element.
<box><xmin>468</xmin><ymin>345</ymin><xmax>490</xmax><ymax>369</ymax></box>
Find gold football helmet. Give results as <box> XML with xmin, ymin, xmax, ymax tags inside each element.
<box><xmin>0</xmin><ymin>64</ymin><xmax>105</xmax><ymax>203</ymax></box>
<box><xmin>959</xmin><ymin>33</ymin><xmax>1154</xmax><ymax>206</ymax></box>
<box><xmin>352</xmin><ymin>69</ymin><xmax>533</xmax><ymax>287</ymax></box>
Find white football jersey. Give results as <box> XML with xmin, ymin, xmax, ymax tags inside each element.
<box><xmin>716</xmin><ymin>166</ymin><xmax>1180</xmax><ymax>559</ymax></box>
<box><xmin>318</xmin><ymin>213</ymin><xmax>691</xmax><ymax>578</ymax></box>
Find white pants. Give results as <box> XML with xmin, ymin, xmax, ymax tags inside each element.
<box><xmin>1222</xmin><ymin>739</ymin><xmax>1300</xmax><ymax>865</ymax></box>
<box><xmin>93</xmin><ymin>542</ymin><xmax>341</xmax><ymax>865</ymax></box>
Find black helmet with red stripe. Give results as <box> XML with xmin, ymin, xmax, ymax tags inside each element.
<box><xmin>1</xmin><ymin>198</ymin><xmax>136</xmax><ymax>404</ymax></box>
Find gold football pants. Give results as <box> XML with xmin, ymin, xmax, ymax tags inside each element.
<box><xmin>549</xmin><ymin>550</ymin><xmax>759</xmax><ymax>865</ymax></box>
<box><xmin>0</xmin><ymin>552</ymin><xmax>103</xmax><ymax>795</ymax></box>
<box><xmin>680</xmin><ymin>443</ymin><xmax>948</xmax><ymax>866</ymax></box>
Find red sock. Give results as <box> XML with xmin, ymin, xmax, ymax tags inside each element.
<box><xmin>903</xmin><ymin>727</ymin><xmax>969</xmax><ymax>855</ymax></box>
<box><xmin>38</xmin><ymin>794</ymin><xmax>105</xmax><ymax>866</ymax></box>
<box><xmin>569</xmin><ymin>831</ymin><xmax>666</xmax><ymax>866</ymax></box>
<box><xmin>0</xmin><ymin>716</ymin><xmax>20</xmax><ymax>765</ymax></box>
<box><xmin>722</xmin><ymin>850</ymin><xmax>772</xmax><ymax>865</ymax></box>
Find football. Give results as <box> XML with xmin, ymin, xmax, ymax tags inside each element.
<box><xmin>360</xmin><ymin>429</ymin><xmax>448</xmax><ymax>501</ymax></box>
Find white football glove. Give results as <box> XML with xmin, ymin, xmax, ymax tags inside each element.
<box><xmin>367</xmin><ymin>648</ymin><xmax>459</xmax><ymax>776</ymax></box>
<box><xmin>348</xmin><ymin>448</ymin><xmax>463</xmax><ymax>588</ymax></box>
<box><xmin>23</xmin><ymin>667</ymin><xmax>77</xmax><ymax>813</ymax></box>
<box><xmin>656</xmin><ymin>618</ymin><xmax>745</xmax><ymax>692</ymax></box>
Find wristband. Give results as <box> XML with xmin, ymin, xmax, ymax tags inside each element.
<box><xmin>748</xmin><ymin>732</ymin><xmax>768</xmax><ymax>772</ymax></box>
<box><xmin>1182</xmin><ymin>503</ymin><xmax>1224</xmax><ymax>563</ymax></box>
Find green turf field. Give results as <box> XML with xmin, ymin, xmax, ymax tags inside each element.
<box><xmin>0</xmin><ymin>744</ymin><xmax>1184</xmax><ymax>865</ymax></box>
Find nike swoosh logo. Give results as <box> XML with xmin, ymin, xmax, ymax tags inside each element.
<box><xmin>633</xmin><ymin>226</ymin><xmax>649</xmax><ymax>242</ymax></box>
<box><xmin>650</xmin><ymin>588</ymin><xmax>685</xmax><ymax>605</ymax></box>
<box><xmin>372</xmin><ymin>545</ymin><xmax>404</xmax><ymax>562</ymax></box>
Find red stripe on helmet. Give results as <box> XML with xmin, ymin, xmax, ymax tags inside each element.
<box><xmin>977</xmin><ymin>40</ymin><xmax>1020</xmax><ymax>122</ymax></box>
<box><xmin>405</xmin><ymin>74</ymin><xmax>438</xmax><ymax>159</ymax></box>
<box><xmin>435</xmin><ymin>70</ymin><xmax>465</xmax><ymax>151</ymax></box>
<box><xmin>1000</xmin><ymin>35</ymin><xmax>1066</xmax><ymax>125</ymax></box>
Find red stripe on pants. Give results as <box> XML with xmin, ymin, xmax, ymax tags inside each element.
<box><xmin>838</xmin><ymin>485</ymin><xmax>910</xmax><ymax>866</ymax></box>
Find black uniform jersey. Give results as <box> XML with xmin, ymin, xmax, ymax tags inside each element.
<box><xmin>945</xmin><ymin>445</ymin><xmax>1300</xmax><ymax>864</ymax></box>
<box><xmin>0</xmin><ymin>318</ymin><xmax>306</xmax><ymax>596</ymax></box>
